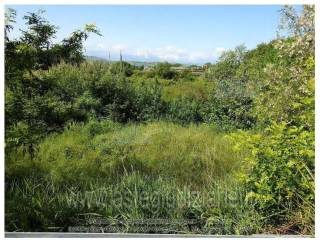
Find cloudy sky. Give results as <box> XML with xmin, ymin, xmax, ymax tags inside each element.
<box><xmin>7</xmin><ymin>5</ymin><xmax>292</xmax><ymax>63</ymax></box>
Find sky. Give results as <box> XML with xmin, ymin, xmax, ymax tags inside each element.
<box><xmin>6</xmin><ymin>5</ymin><xmax>298</xmax><ymax>64</ymax></box>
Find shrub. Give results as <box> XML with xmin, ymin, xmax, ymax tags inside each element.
<box><xmin>154</xmin><ymin>62</ymin><xmax>177</xmax><ymax>80</ymax></box>
<box><xmin>166</xmin><ymin>97</ymin><xmax>204</xmax><ymax>124</ymax></box>
<box><xmin>228</xmin><ymin>122</ymin><xmax>314</xmax><ymax>231</ymax></box>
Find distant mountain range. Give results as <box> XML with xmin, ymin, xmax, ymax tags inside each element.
<box><xmin>85</xmin><ymin>56</ymin><xmax>201</xmax><ymax>67</ymax></box>
<box><xmin>86</xmin><ymin>56</ymin><xmax>160</xmax><ymax>67</ymax></box>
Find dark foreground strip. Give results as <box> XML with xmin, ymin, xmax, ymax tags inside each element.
<box><xmin>5</xmin><ymin>232</ymin><xmax>311</xmax><ymax>238</ymax></box>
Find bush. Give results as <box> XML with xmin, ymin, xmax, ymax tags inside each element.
<box><xmin>167</xmin><ymin>97</ymin><xmax>204</xmax><ymax>124</ymax></box>
<box><xmin>109</xmin><ymin>61</ymin><xmax>136</xmax><ymax>77</ymax></box>
<box><xmin>228</xmin><ymin>122</ymin><xmax>314</xmax><ymax>231</ymax></box>
<box><xmin>154</xmin><ymin>62</ymin><xmax>177</xmax><ymax>80</ymax></box>
<box><xmin>205</xmin><ymin>96</ymin><xmax>256</xmax><ymax>131</ymax></box>
<box><xmin>205</xmin><ymin>181</ymin><xmax>264</xmax><ymax>235</ymax></box>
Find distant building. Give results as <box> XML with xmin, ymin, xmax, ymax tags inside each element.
<box><xmin>143</xmin><ymin>65</ymin><xmax>154</xmax><ymax>71</ymax></box>
<box><xmin>142</xmin><ymin>64</ymin><xmax>207</xmax><ymax>75</ymax></box>
<box><xmin>170</xmin><ymin>66</ymin><xmax>186</xmax><ymax>72</ymax></box>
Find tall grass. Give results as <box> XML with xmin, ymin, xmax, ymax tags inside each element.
<box><xmin>7</xmin><ymin>120</ymin><xmax>312</xmax><ymax>234</ymax></box>
<box><xmin>6</xmin><ymin>120</ymin><xmax>259</xmax><ymax>233</ymax></box>
<box><xmin>162</xmin><ymin>78</ymin><xmax>214</xmax><ymax>102</ymax></box>
<box><xmin>7</xmin><ymin>120</ymin><xmax>242</xmax><ymax>187</ymax></box>
<box><xmin>6</xmin><ymin>173</ymin><xmax>264</xmax><ymax>234</ymax></box>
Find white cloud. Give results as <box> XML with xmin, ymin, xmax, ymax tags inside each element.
<box><xmin>88</xmin><ymin>42</ymin><xmax>224</xmax><ymax>63</ymax></box>
<box><xmin>132</xmin><ymin>45</ymin><xmax>216</xmax><ymax>63</ymax></box>
<box><xmin>215</xmin><ymin>47</ymin><xmax>226</xmax><ymax>56</ymax></box>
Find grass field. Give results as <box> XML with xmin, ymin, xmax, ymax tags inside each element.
<box><xmin>6</xmin><ymin>120</ymin><xmax>263</xmax><ymax>233</ymax></box>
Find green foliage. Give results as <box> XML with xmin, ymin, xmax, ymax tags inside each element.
<box><xmin>205</xmin><ymin>181</ymin><xmax>264</xmax><ymax>235</ymax></box>
<box><xmin>206</xmin><ymin>45</ymin><xmax>247</xmax><ymax>83</ymax></box>
<box><xmin>6</xmin><ymin>120</ymin><xmax>250</xmax><ymax>233</ymax></box>
<box><xmin>154</xmin><ymin>62</ymin><xmax>177</xmax><ymax>79</ymax></box>
<box><xmin>6</xmin><ymin>174</ymin><xmax>260</xmax><ymax>234</ymax></box>
<box><xmin>21</xmin><ymin>10</ymin><xmax>58</xmax><ymax>51</ymax></box>
<box><xmin>162</xmin><ymin>78</ymin><xmax>212</xmax><ymax>102</ymax></box>
<box><xmin>5</xmin><ymin>8</ymin><xmax>16</xmax><ymax>41</ymax></box>
<box><xmin>204</xmin><ymin>39</ymin><xmax>284</xmax><ymax>130</ymax></box>
<box><xmin>5</xmin><ymin>6</ymin><xmax>315</xmax><ymax>235</ymax></box>
<box><xmin>57</xmin><ymin>24</ymin><xmax>102</xmax><ymax>66</ymax></box>
<box><xmin>109</xmin><ymin>61</ymin><xmax>136</xmax><ymax>77</ymax></box>
<box><xmin>167</xmin><ymin>97</ymin><xmax>204</xmax><ymax>124</ymax></box>
<box><xmin>253</xmin><ymin>5</ymin><xmax>314</xmax><ymax>127</ymax></box>
<box><xmin>5</xmin><ymin>10</ymin><xmax>102</xmax><ymax>159</ymax></box>
<box><xmin>176</xmin><ymin>69</ymin><xmax>195</xmax><ymax>81</ymax></box>
<box><xmin>204</xmin><ymin>6</ymin><xmax>315</xmax><ymax>234</ymax></box>
<box><xmin>229</xmin><ymin>122</ymin><xmax>314</xmax><ymax>230</ymax></box>
<box><xmin>205</xmin><ymin>44</ymin><xmax>278</xmax><ymax>130</ymax></box>
<box><xmin>7</xmin><ymin>121</ymin><xmax>240</xmax><ymax>187</ymax></box>
<box><xmin>205</xmin><ymin>97</ymin><xmax>255</xmax><ymax>131</ymax></box>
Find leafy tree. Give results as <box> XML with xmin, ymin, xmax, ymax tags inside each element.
<box><xmin>254</xmin><ymin>5</ymin><xmax>315</xmax><ymax>127</ymax></box>
<box><xmin>5</xmin><ymin>9</ymin><xmax>102</xmax><ymax>157</ymax></box>
<box><xmin>109</xmin><ymin>61</ymin><xmax>135</xmax><ymax>77</ymax></box>
<box><xmin>154</xmin><ymin>62</ymin><xmax>177</xmax><ymax>79</ymax></box>
<box><xmin>205</xmin><ymin>45</ymin><xmax>256</xmax><ymax>129</ymax></box>
<box><xmin>229</xmin><ymin>5</ymin><xmax>315</xmax><ymax>229</ymax></box>
<box><xmin>55</xmin><ymin>24</ymin><xmax>102</xmax><ymax>65</ymax></box>
<box><xmin>5</xmin><ymin>8</ymin><xmax>16</xmax><ymax>41</ymax></box>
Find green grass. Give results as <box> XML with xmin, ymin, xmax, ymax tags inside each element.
<box><xmin>162</xmin><ymin>78</ymin><xmax>214</xmax><ymax>102</ymax></box>
<box><xmin>6</xmin><ymin>120</ymin><xmax>259</xmax><ymax>233</ymax></box>
<box><xmin>20</xmin><ymin>121</ymin><xmax>241</xmax><ymax>186</ymax></box>
<box><xmin>6</xmin><ymin>173</ymin><xmax>264</xmax><ymax>234</ymax></box>
<box><xmin>6</xmin><ymin>120</ymin><xmax>312</xmax><ymax>234</ymax></box>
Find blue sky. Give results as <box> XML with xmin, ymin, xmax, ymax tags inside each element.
<box><xmin>6</xmin><ymin>5</ymin><xmax>297</xmax><ymax>63</ymax></box>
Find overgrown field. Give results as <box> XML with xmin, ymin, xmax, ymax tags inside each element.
<box><xmin>5</xmin><ymin>5</ymin><xmax>315</xmax><ymax>235</ymax></box>
<box><xmin>6</xmin><ymin>121</ymin><xmax>257</xmax><ymax>233</ymax></box>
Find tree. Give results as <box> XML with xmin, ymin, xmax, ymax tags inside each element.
<box><xmin>5</xmin><ymin>9</ymin><xmax>102</xmax><ymax>157</ymax></box>
<box><xmin>254</xmin><ymin>5</ymin><xmax>315</xmax><ymax>127</ymax></box>
<box><xmin>154</xmin><ymin>62</ymin><xmax>177</xmax><ymax>79</ymax></box>
<box><xmin>56</xmin><ymin>24</ymin><xmax>102</xmax><ymax>65</ymax></box>
<box><xmin>109</xmin><ymin>61</ymin><xmax>135</xmax><ymax>77</ymax></box>
<box><xmin>205</xmin><ymin>45</ymin><xmax>256</xmax><ymax>129</ymax></box>
<box><xmin>5</xmin><ymin>8</ymin><xmax>16</xmax><ymax>41</ymax></box>
<box><xmin>230</xmin><ymin>5</ymin><xmax>315</xmax><ymax>229</ymax></box>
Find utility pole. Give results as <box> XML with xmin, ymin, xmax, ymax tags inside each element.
<box><xmin>120</xmin><ymin>50</ymin><xmax>123</xmax><ymax>73</ymax></box>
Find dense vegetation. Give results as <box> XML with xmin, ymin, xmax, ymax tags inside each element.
<box><xmin>5</xmin><ymin>5</ymin><xmax>314</xmax><ymax>235</ymax></box>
